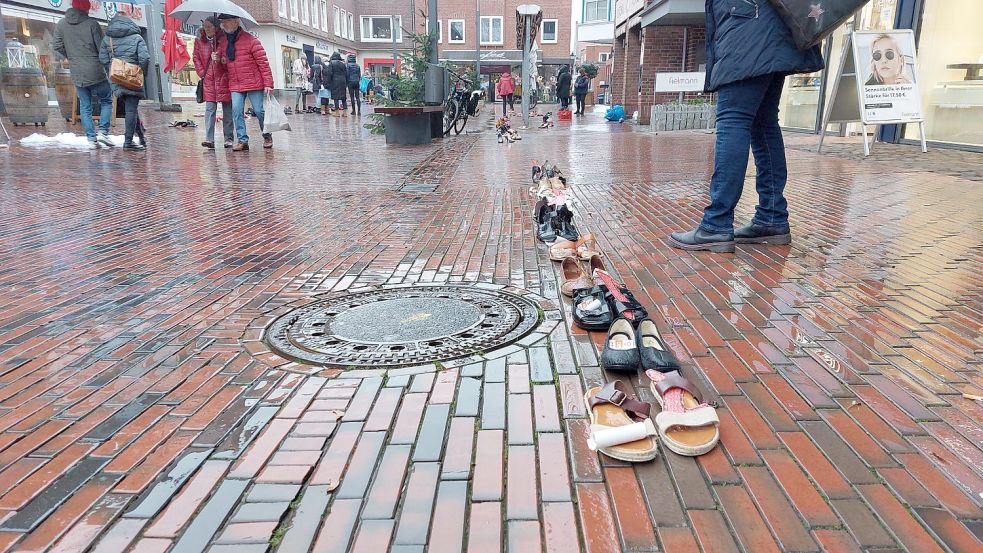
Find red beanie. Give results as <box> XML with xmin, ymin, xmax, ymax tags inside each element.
<box><xmin>72</xmin><ymin>0</ymin><xmax>91</xmax><ymax>12</ymax></box>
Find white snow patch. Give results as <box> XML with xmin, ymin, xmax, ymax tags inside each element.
<box><xmin>21</xmin><ymin>132</ymin><xmax>126</xmax><ymax>149</ymax></box>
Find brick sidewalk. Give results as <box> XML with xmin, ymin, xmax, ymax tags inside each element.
<box><xmin>0</xmin><ymin>106</ymin><xmax>981</xmax><ymax>552</ymax></box>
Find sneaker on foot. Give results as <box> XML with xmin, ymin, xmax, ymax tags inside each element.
<box><xmin>96</xmin><ymin>133</ymin><xmax>114</xmax><ymax>147</ymax></box>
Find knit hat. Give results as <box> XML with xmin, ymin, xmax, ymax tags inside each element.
<box><xmin>71</xmin><ymin>0</ymin><xmax>91</xmax><ymax>11</ymax></box>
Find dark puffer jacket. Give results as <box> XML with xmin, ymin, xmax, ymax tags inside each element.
<box><xmin>53</xmin><ymin>8</ymin><xmax>107</xmax><ymax>87</ymax></box>
<box><xmin>325</xmin><ymin>53</ymin><xmax>348</xmax><ymax>99</ymax></box>
<box><xmin>311</xmin><ymin>56</ymin><xmax>326</xmax><ymax>93</ymax></box>
<box><xmin>704</xmin><ymin>0</ymin><xmax>823</xmax><ymax>92</ymax></box>
<box><xmin>98</xmin><ymin>15</ymin><xmax>150</xmax><ymax>98</ymax></box>
<box><xmin>556</xmin><ymin>67</ymin><xmax>571</xmax><ymax>99</ymax></box>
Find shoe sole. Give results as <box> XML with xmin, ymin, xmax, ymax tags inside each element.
<box><xmin>668</xmin><ymin>237</ymin><xmax>735</xmax><ymax>253</ymax></box>
<box><xmin>735</xmin><ymin>233</ymin><xmax>792</xmax><ymax>245</ymax></box>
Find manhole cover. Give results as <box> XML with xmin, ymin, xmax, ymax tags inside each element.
<box><xmin>262</xmin><ymin>285</ymin><xmax>543</xmax><ymax>367</ymax></box>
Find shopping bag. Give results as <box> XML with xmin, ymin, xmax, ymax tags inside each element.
<box><xmin>767</xmin><ymin>0</ymin><xmax>872</xmax><ymax>50</ymax></box>
<box><xmin>263</xmin><ymin>94</ymin><xmax>291</xmax><ymax>133</ymax></box>
<box><xmin>605</xmin><ymin>105</ymin><xmax>625</xmax><ymax>122</ymax></box>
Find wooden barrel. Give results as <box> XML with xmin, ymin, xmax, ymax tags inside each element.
<box><xmin>0</xmin><ymin>67</ymin><xmax>50</xmax><ymax>125</ymax></box>
<box><xmin>55</xmin><ymin>68</ymin><xmax>74</xmax><ymax>121</ymax></box>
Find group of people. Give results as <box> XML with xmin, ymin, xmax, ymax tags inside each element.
<box><xmin>305</xmin><ymin>53</ymin><xmax>368</xmax><ymax>116</ymax></box>
<box><xmin>53</xmin><ymin>0</ymin><xmax>148</xmax><ymax>150</ymax></box>
<box><xmin>494</xmin><ymin>65</ymin><xmax>592</xmax><ymax>117</ymax></box>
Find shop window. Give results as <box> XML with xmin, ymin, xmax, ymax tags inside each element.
<box><xmin>449</xmin><ymin>20</ymin><xmax>465</xmax><ymax>44</ymax></box>
<box><xmin>541</xmin><ymin>19</ymin><xmax>557</xmax><ymax>44</ymax></box>
<box><xmin>361</xmin><ymin>16</ymin><xmax>402</xmax><ymax>42</ymax></box>
<box><xmin>585</xmin><ymin>0</ymin><xmax>609</xmax><ymax>23</ymax></box>
<box><xmin>903</xmin><ymin>0</ymin><xmax>983</xmax><ymax>146</ymax></box>
<box><xmin>480</xmin><ymin>16</ymin><xmax>502</xmax><ymax>45</ymax></box>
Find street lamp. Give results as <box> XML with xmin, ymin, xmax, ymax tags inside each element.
<box><xmin>516</xmin><ymin>4</ymin><xmax>540</xmax><ymax>128</ymax></box>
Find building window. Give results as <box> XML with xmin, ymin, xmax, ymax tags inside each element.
<box><xmin>449</xmin><ymin>19</ymin><xmax>465</xmax><ymax>43</ymax></box>
<box><xmin>348</xmin><ymin>12</ymin><xmax>354</xmax><ymax>40</ymax></box>
<box><xmin>585</xmin><ymin>0</ymin><xmax>609</xmax><ymax>22</ymax></box>
<box><xmin>290</xmin><ymin>0</ymin><xmax>299</xmax><ymax>22</ymax></box>
<box><xmin>321</xmin><ymin>0</ymin><xmax>328</xmax><ymax>31</ymax></box>
<box><xmin>599</xmin><ymin>52</ymin><xmax>610</xmax><ymax>62</ymax></box>
<box><xmin>279</xmin><ymin>0</ymin><xmax>287</xmax><ymax>18</ymax></box>
<box><xmin>361</xmin><ymin>16</ymin><xmax>403</xmax><ymax>42</ymax></box>
<box><xmin>340</xmin><ymin>9</ymin><xmax>348</xmax><ymax>38</ymax></box>
<box><xmin>480</xmin><ymin>16</ymin><xmax>502</xmax><ymax>45</ymax></box>
<box><xmin>302</xmin><ymin>0</ymin><xmax>309</xmax><ymax>25</ymax></box>
<box><xmin>541</xmin><ymin>19</ymin><xmax>557</xmax><ymax>43</ymax></box>
<box><xmin>311</xmin><ymin>0</ymin><xmax>318</xmax><ymax>28</ymax></box>
<box><xmin>333</xmin><ymin>6</ymin><xmax>340</xmax><ymax>36</ymax></box>
<box><xmin>425</xmin><ymin>19</ymin><xmax>443</xmax><ymax>43</ymax></box>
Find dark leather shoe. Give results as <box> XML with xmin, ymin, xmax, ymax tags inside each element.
<box><xmin>734</xmin><ymin>223</ymin><xmax>791</xmax><ymax>245</ymax></box>
<box><xmin>122</xmin><ymin>142</ymin><xmax>145</xmax><ymax>151</ymax></box>
<box><xmin>232</xmin><ymin>142</ymin><xmax>249</xmax><ymax>151</ymax></box>
<box><xmin>201</xmin><ymin>141</ymin><xmax>215</xmax><ymax>149</ymax></box>
<box><xmin>669</xmin><ymin>228</ymin><xmax>735</xmax><ymax>253</ymax></box>
<box><xmin>263</xmin><ymin>134</ymin><xmax>273</xmax><ymax>149</ymax></box>
<box><xmin>601</xmin><ymin>318</ymin><xmax>641</xmax><ymax>372</ymax></box>
<box><xmin>636</xmin><ymin>318</ymin><xmax>681</xmax><ymax>372</ymax></box>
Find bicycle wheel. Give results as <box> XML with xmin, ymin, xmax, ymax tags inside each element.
<box><xmin>453</xmin><ymin>111</ymin><xmax>468</xmax><ymax>135</ymax></box>
<box><xmin>443</xmin><ymin>99</ymin><xmax>459</xmax><ymax>136</ymax></box>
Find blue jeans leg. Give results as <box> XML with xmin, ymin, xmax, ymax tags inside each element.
<box><xmin>93</xmin><ymin>80</ymin><xmax>113</xmax><ymax>135</ymax></box>
<box><xmin>231</xmin><ymin>91</ymin><xmax>248</xmax><ymax>144</ymax></box>
<box><xmin>204</xmin><ymin>101</ymin><xmax>218</xmax><ymax>143</ymax></box>
<box><xmin>76</xmin><ymin>85</ymin><xmax>96</xmax><ymax>141</ymax></box>
<box><xmin>700</xmin><ymin>73</ymin><xmax>780</xmax><ymax>234</ymax></box>
<box><xmin>246</xmin><ymin>90</ymin><xmax>267</xmax><ymax>137</ymax></box>
<box><xmin>750</xmin><ymin>75</ymin><xmax>790</xmax><ymax>229</ymax></box>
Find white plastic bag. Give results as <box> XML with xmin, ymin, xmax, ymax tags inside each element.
<box><xmin>263</xmin><ymin>94</ymin><xmax>291</xmax><ymax>133</ymax></box>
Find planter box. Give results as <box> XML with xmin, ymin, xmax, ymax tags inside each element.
<box><xmin>375</xmin><ymin>105</ymin><xmax>445</xmax><ymax>145</ymax></box>
<box><xmin>650</xmin><ymin>103</ymin><xmax>716</xmax><ymax>132</ymax></box>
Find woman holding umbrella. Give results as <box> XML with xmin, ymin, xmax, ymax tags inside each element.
<box><xmin>194</xmin><ymin>16</ymin><xmax>233</xmax><ymax>149</ymax></box>
<box><xmin>218</xmin><ymin>13</ymin><xmax>274</xmax><ymax>150</ymax></box>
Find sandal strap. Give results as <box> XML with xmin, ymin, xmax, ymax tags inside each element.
<box><xmin>653</xmin><ymin>371</ymin><xmax>703</xmax><ymax>404</ymax></box>
<box><xmin>655</xmin><ymin>406</ymin><xmax>719</xmax><ymax>433</ymax></box>
<box><xmin>589</xmin><ymin>382</ymin><xmax>651</xmax><ymax>419</ymax></box>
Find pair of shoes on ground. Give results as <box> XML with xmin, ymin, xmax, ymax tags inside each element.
<box><xmin>571</xmin><ymin>269</ymin><xmax>648</xmax><ymax>330</ymax></box>
<box><xmin>585</xmin><ymin>369</ymin><xmax>720</xmax><ymax>462</ymax></box>
<box><xmin>559</xmin><ymin>254</ymin><xmax>604</xmax><ymax>297</ymax></box>
<box><xmin>669</xmin><ymin>223</ymin><xmax>791</xmax><ymax>253</ymax></box>
<box><xmin>202</xmin><ymin>141</ymin><xmax>234</xmax><ymax>149</ymax></box>
<box><xmin>231</xmin><ymin>135</ymin><xmax>273</xmax><ymax>151</ymax></box>
<box><xmin>535</xmin><ymin>201</ymin><xmax>578</xmax><ymax>243</ymax></box>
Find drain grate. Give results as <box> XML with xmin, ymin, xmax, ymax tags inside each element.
<box><xmin>262</xmin><ymin>285</ymin><xmax>542</xmax><ymax>368</ymax></box>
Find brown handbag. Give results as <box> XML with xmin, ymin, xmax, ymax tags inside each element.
<box><xmin>108</xmin><ymin>37</ymin><xmax>144</xmax><ymax>91</ymax></box>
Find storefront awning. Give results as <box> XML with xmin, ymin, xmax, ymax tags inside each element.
<box><xmin>641</xmin><ymin>0</ymin><xmax>706</xmax><ymax>27</ymax></box>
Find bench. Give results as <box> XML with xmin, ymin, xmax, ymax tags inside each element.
<box><xmin>373</xmin><ymin>105</ymin><xmax>445</xmax><ymax>145</ymax></box>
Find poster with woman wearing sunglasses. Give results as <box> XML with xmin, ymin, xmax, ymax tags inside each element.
<box><xmin>854</xmin><ymin>30</ymin><xmax>923</xmax><ymax>123</ymax></box>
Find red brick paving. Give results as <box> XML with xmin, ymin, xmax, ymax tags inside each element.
<box><xmin>0</xmin><ymin>105</ymin><xmax>980</xmax><ymax>552</ymax></box>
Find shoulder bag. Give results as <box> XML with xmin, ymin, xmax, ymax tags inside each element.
<box><xmin>196</xmin><ymin>54</ymin><xmax>211</xmax><ymax>103</ymax></box>
<box><xmin>109</xmin><ymin>36</ymin><xmax>145</xmax><ymax>91</ymax></box>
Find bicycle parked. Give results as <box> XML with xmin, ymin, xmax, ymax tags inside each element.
<box><xmin>442</xmin><ymin>73</ymin><xmax>482</xmax><ymax>136</ymax></box>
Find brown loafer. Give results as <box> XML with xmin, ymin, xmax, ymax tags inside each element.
<box><xmin>263</xmin><ymin>134</ymin><xmax>273</xmax><ymax>149</ymax></box>
<box><xmin>201</xmin><ymin>141</ymin><xmax>215</xmax><ymax>149</ymax></box>
<box><xmin>232</xmin><ymin>142</ymin><xmax>249</xmax><ymax>151</ymax></box>
<box><xmin>560</xmin><ymin>256</ymin><xmax>594</xmax><ymax>297</ymax></box>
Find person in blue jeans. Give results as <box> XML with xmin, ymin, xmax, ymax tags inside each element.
<box><xmin>669</xmin><ymin>0</ymin><xmax>823</xmax><ymax>253</ymax></box>
<box><xmin>218</xmin><ymin>14</ymin><xmax>275</xmax><ymax>150</ymax></box>
<box><xmin>53</xmin><ymin>0</ymin><xmax>114</xmax><ymax>147</ymax></box>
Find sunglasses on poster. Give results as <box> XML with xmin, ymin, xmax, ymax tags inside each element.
<box><xmin>872</xmin><ymin>50</ymin><xmax>896</xmax><ymax>61</ymax></box>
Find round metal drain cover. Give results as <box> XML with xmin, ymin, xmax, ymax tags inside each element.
<box><xmin>262</xmin><ymin>285</ymin><xmax>542</xmax><ymax>367</ymax></box>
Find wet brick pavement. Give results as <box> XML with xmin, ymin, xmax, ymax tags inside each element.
<box><xmin>0</xmin><ymin>104</ymin><xmax>981</xmax><ymax>552</ymax></box>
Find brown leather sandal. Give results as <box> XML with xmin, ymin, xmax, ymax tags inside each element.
<box><xmin>560</xmin><ymin>257</ymin><xmax>593</xmax><ymax>297</ymax></box>
<box><xmin>584</xmin><ymin>381</ymin><xmax>658</xmax><ymax>462</ymax></box>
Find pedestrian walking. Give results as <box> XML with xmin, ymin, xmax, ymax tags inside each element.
<box><xmin>292</xmin><ymin>56</ymin><xmax>310</xmax><ymax>112</ymax></box>
<box><xmin>98</xmin><ymin>13</ymin><xmax>149</xmax><ymax>151</ymax></box>
<box><xmin>573</xmin><ymin>68</ymin><xmax>589</xmax><ymax>115</ymax></box>
<box><xmin>496</xmin><ymin>71</ymin><xmax>515</xmax><ymax>116</ymax></box>
<box><xmin>325</xmin><ymin>52</ymin><xmax>348</xmax><ymax>116</ymax></box>
<box><xmin>194</xmin><ymin>16</ymin><xmax>233</xmax><ymax>149</ymax></box>
<box><xmin>360</xmin><ymin>71</ymin><xmax>375</xmax><ymax>105</ymax></box>
<box><xmin>218</xmin><ymin>14</ymin><xmax>275</xmax><ymax>150</ymax></box>
<box><xmin>669</xmin><ymin>0</ymin><xmax>823</xmax><ymax>253</ymax></box>
<box><xmin>53</xmin><ymin>0</ymin><xmax>114</xmax><ymax>148</ymax></box>
<box><xmin>556</xmin><ymin>66</ymin><xmax>572</xmax><ymax>111</ymax></box>
<box><xmin>346</xmin><ymin>54</ymin><xmax>362</xmax><ymax>115</ymax></box>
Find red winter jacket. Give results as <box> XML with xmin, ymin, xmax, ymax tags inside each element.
<box><xmin>221</xmin><ymin>30</ymin><xmax>273</xmax><ymax>93</ymax></box>
<box><xmin>193</xmin><ymin>30</ymin><xmax>231</xmax><ymax>103</ymax></box>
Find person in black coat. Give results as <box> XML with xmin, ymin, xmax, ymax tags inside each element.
<box><xmin>555</xmin><ymin>66</ymin><xmax>572</xmax><ymax>110</ymax></box>
<box><xmin>311</xmin><ymin>56</ymin><xmax>330</xmax><ymax>114</ymax></box>
<box><xmin>669</xmin><ymin>0</ymin><xmax>823</xmax><ymax>253</ymax></box>
<box><xmin>325</xmin><ymin>52</ymin><xmax>348</xmax><ymax>116</ymax></box>
<box><xmin>98</xmin><ymin>13</ymin><xmax>149</xmax><ymax>150</ymax></box>
<box><xmin>573</xmin><ymin>68</ymin><xmax>589</xmax><ymax>115</ymax></box>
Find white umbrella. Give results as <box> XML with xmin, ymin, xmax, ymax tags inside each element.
<box><xmin>168</xmin><ymin>0</ymin><xmax>259</xmax><ymax>29</ymax></box>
